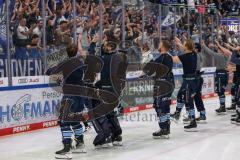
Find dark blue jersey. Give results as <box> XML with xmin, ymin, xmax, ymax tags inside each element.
<box><xmin>153</xmin><ymin>53</ymin><xmax>174</xmax><ymax>83</ymax></box>
<box><xmin>231</xmin><ymin>50</ymin><xmax>240</xmax><ymax>73</ymax></box>
<box><xmin>179</xmin><ymin>52</ymin><xmax>197</xmax><ymax>75</ymax></box>
<box><xmin>100</xmin><ymin>52</ymin><xmax>112</xmax><ymax>83</ymax></box>
<box><xmin>154</xmin><ymin>53</ymin><xmax>173</xmax><ymax>74</ymax></box>
<box><xmin>46</xmin><ymin>57</ymin><xmax>85</xmax><ymax>86</ymax></box>
<box><xmin>100</xmin><ymin>51</ymin><xmax>128</xmax><ymax>84</ymax></box>
<box><xmin>65</xmin><ymin>67</ymin><xmax>85</xmax><ymax>86</ymax></box>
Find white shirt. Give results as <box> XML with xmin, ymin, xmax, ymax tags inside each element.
<box><xmin>58</xmin><ymin>16</ymin><xmax>67</xmax><ymax>24</ymax></box>
<box><xmin>141</xmin><ymin>50</ymin><xmax>153</xmax><ymax>64</ymax></box>
<box><xmin>33</xmin><ymin>27</ymin><xmax>42</xmax><ymax>37</ymax></box>
<box><xmin>17</xmin><ymin>25</ymin><xmax>29</xmax><ymax>40</ymax></box>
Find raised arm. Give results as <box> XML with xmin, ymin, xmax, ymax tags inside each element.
<box><xmin>201</xmin><ymin>41</ymin><xmax>218</xmax><ymax>57</ymax></box>
<box><xmin>78</xmin><ymin>33</ymin><xmax>87</xmax><ymax>57</ymax></box>
<box><xmin>224</xmin><ymin>43</ymin><xmax>239</xmax><ymax>51</ymax></box>
<box><xmin>215</xmin><ymin>41</ymin><xmax>232</xmax><ymax>57</ymax></box>
<box><xmin>172</xmin><ymin>56</ymin><xmax>181</xmax><ymax>64</ymax></box>
<box><xmin>174</xmin><ymin>37</ymin><xmax>184</xmax><ymax>52</ymax></box>
<box><xmin>46</xmin><ymin>3</ymin><xmax>54</xmax><ymax>17</ymax></box>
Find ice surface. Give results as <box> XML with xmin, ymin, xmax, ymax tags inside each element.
<box><xmin>0</xmin><ymin>96</ymin><xmax>240</xmax><ymax>160</ymax></box>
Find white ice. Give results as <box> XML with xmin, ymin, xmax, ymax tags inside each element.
<box><xmin>0</xmin><ymin>96</ymin><xmax>240</xmax><ymax>160</ymax></box>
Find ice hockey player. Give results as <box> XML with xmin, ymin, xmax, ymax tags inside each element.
<box><xmin>201</xmin><ymin>41</ymin><xmax>228</xmax><ymax>114</ymax></box>
<box><xmin>215</xmin><ymin>42</ymin><xmax>240</xmax><ymax>114</ymax></box>
<box><xmin>92</xmin><ymin>30</ymin><xmax>128</xmax><ymax>148</ymax></box>
<box><xmin>171</xmin><ymin>39</ymin><xmax>206</xmax><ymax>124</ymax></box>
<box><xmin>46</xmin><ymin>44</ymin><xmax>87</xmax><ymax>159</ymax></box>
<box><xmin>215</xmin><ymin>42</ymin><xmax>240</xmax><ymax>124</ymax></box>
<box><xmin>149</xmin><ymin>40</ymin><xmax>174</xmax><ymax>139</ymax></box>
<box><xmin>171</xmin><ymin>39</ymin><xmax>198</xmax><ymax>131</ymax></box>
<box><xmin>229</xmin><ymin>46</ymin><xmax>240</xmax><ymax>124</ymax></box>
<box><xmin>194</xmin><ymin>43</ymin><xmax>207</xmax><ymax>123</ymax></box>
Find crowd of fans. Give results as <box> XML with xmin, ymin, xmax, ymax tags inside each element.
<box><xmin>213</xmin><ymin>0</ymin><xmax>240</xmax><ymax>16</ymax></box>
<box><xmin>0</xmin><ymin>0</ymin><xmax>239</xmax><ymax>65</ymax></box>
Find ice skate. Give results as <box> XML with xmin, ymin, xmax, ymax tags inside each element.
<box><xmin>183</xmin><ymin>117</ymin><xmax>190</xmax><ymax>124</ymax></box>
<box><xmin>231</xmin><ymin>114</ymin><xmax>238</xmax><ymax>118</ymax></box>
<box><xmin>55</xmin><ymin>144</ymin><xmax>72</xmax><ymax>159</ymax></box>
<box><xmin>231</xmin><ymin>116</ymin><xmax>240</xmax><ymax>125</ymax></box>
<box><xmin>184</xmin><ymin>120</ymin><xmax>198</xmax><ymax>132</ymax></box>
<box><xmin>95</xmin><ymin>136</ymin><xmax>113</xmax><ymax>149</ymax></box>
<box><xmin>112</xmin><ymin>135</ymin><xmax>123</xmax><ymax>146</ymax></box>
<box><xmin>153</xmin><ymin>129</ymin><xmax>170</xmax><ymax>139</ymax></box>
<box><xmin>226</xmin><ymin>104</ymin><xmax>236</xmax><ymax>112</ymax></box>
<box><xmin>196</xmin><ymin>115</ymin><xmax>207</xmax><ymax>124</ymax></box>
<box><xmin>72</xmin><ymin>138</ymin><xmax>87</xmax><ymax>154</ymax></box>
<box><xmin>215</xmin><ymin>105</ymin><xmax>226</xmax><ymax>115</ymax></box>
<box><xmin>170</xmin><ymin>111</ymin><xmax>181</xmax><ymax>123</ymax></box>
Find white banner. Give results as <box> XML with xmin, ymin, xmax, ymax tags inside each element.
<box><xmin>0</xmin><ymin>87</ymin><xmax>62</xmax><ymax>129</ymax></box>
<box><xmin>202</xmin><ymin>74</ymin><xmax>215</xmax><ymax>95</ymax></box>
<box><xmin>200</xmin><ymin>67</ymin><xmax>216</xmax><ymax>73</ymax></box>
<box><xmin>12</xmin><ymin>76</ymin><xmax>46</xmax><ymax>86</ymax></box>
<box><xmin>46</xmin><ymin>48</ymin><xmax>68</xmax><ymax>68</ymax></box>
<box><xmin>0</xmin><ymin>77</ymin><xmax>8</xmax><ymax>87</ymax></box>
<box><xmin>162</xmin><ymin>12</ymin><xmax>181</xmax><ymax>27</ymax></box>
<box><xmin>173</xmin><ymin>68</ymin><xmax>184</xmax><ymax>76</ymax></box>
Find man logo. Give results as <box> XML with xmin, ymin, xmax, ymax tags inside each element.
<box><xmin>18</xmin><ymin>78</ymin><xmax>28</xmax><ymax>84</ymax></box>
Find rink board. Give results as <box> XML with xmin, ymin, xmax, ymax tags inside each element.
<box><xmin>0</xmin><ymin>68</ymin><xmax>217</xmax><ymax>136</ymax></box>
<box><xmin>0</xmin><ymin>85</ymin><xmax>61</xmax><ymax>136</ymax></box>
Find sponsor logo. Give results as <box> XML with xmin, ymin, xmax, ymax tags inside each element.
<box><xmin>18</xmin><ymin>78</ymin><xmax>28</xmax><ymax>84</ymax></box>
<box><xmin>29</xmin><ymin>78</ymin><xmax>39</xmax><ymax>83</ymax></box>
<box><xmin>13</xmin><ymin>125</ymin><xmax>31</xmax><ymax>133</ymax></box>
<box><xmin>43</xmin><ymin>121</ymin><xmax>58</xmax><ymax>128</ymax></box>
<box><xmin>145</xmin><ymin>104</ymin><xmax>153</xmax><ymax>109</ymax></box>
<box><xmin>130</xmin><ymin>107</ymin><xmax>139</xmax><ymax>112</ymax></box>
<box><xmin>0</xmin><ymin>94</ymin><xmax>61</xmax><ymax>123</ymax></box>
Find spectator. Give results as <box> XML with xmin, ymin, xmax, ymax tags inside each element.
<box><xmin>141</xmin><ymin>43</ymin><xmax>153</xmax><ymax>63</ymax></box>
<box><xmin>54</xmin><ymin>20</ymin><xmax>72</xmax><ymax>46</ymax></box>
<box><xmin>33</xmin><ymin>19</ymin><xmax>43</xmax><ymax>38</ymax></box>
<box><xmin>46</xmin><ymin>15</ymin><xmax>57</xmax><ymax>45</ymax></box>
<box><xmin>149</xmin><ymin>37</ymin><xmax>160</xmax><ymax>61</ymax></box>
<box><xmin>16</xmin><ymin>18</ymin><xmax>36</xmax><ymax>47</ymax></box>
<box><xmin>26</xmin><ymin>34</ymin><xmax>41</xmax><ymax>50</ymax></box>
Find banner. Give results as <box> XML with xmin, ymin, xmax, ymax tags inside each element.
<box><xmin>0</xmin><ymin>58</ymin><xmax>43</xmax><ymax>77</ymax></box>
<box><xmin>220</xmin><ymin>18</ymin><xmax>240</xmax><ymax>33</ymax></box>
<box><xmin>0</xmin><ymin>87</ymin><xmax>62</xmax><ymax>130</ymax></box>
<box><xmin>202</xmin><ymin>74</ymin><xmax>215</xmax><ymax>95</ymax></box>
<box><xmin>122</xmin><ymin>68</ymin><xmax>216</xmax><ymax>107</ymax></box>
<box><xmin>161</xmin><ymin>12</ymin><xmax>181</xmax><ymax>27</ymax></box>
<box><xmin>46</xmin><ymin>48</ymin><xmax>68</xmax><ymax>68</ymax></box>
<box><xmin>12</xmin><ymin>76</ymin><xmax>45</xmax><ymax>86</ymax></box>
<box><xmin>0</xmin><ymin>77</ymin><xmax>8</xmax><ymax>87</ymax></box>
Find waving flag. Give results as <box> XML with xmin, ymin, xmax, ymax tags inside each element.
<box><xmin>161</xmin><ymin>12</ymin><xmax>181</xmax><ymax>27</ymax></box>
